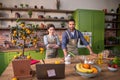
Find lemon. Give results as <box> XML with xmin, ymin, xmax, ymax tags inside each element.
<box><xmin>27</xmin><ymin>55</ymin><xmax>31</xmax><ymax>59</ymax></box>
<box><xmin>13</xmin><ymin>55</ymin><xmax>18</xmax><ymax>59</ymax></box>
<box><xmin>40</xmin><ymin>48</ymin><xmax>44</xmax><ymax>51</ymax></box>
<box><xmin>20</xmin><ymin>23</ymin><xmax>25</xmax><ymax>27</ymax></box>
<box><xmin>22</xmin><ymin>36</ymin><xmax>26</xmax><ymax>40</ymax></box>
<box><xmin>33</xmin><ymin>39</ymin><xmax>37</xmax><ymax>42</ymax></box>
<box><xmin>12</xmin><ymin>77</ymin><xmax>17</xmax><ymax>80</ymax></box>
<box><xmin>55</xmin><ymin>61</ymin><xmax>61</xmax><ymax>64</ymax></box>
<box><xmin>13</xmin><ymin>30</ymin><xmax>17</xmax><ymax>34</ymax></box>
<box><xmin>40</xmin><ymin>51</ymin><xmax>44</xmax><ymax>54</ymax></box>
<box><xmin>11</xmin><ymin>40</ymin><xmax>16</xmax><ymax>44</ymax></box>
<box><xmin>12</xmin><ymin>33</ymin><xmax>17</xmax><ymax>37</ymax></box>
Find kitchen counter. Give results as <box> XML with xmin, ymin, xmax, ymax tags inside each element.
<box><xmin>0</xmin><ymin>55</ymin><xmax>120</xmax><ymax>80</ymax></box>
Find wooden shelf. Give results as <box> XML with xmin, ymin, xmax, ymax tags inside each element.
<box><xmin>0</xmin><ymin>28</ymin><xmax>67</xmax><ymax>30</ymax></box>
<box><xmin>105</xmin><ymin>28</ymin><xmax>120</xmax><ymax>30</ymax></box>
<box><xmin>37</xmin><ymin>28</ymin><xmax>67</xmax><ymax>30</ymax></box>
<box><xmin>105</xmin><ymin>13</ymin><xmax>120</xmax><ymax>16</ymax></box>
<box><xmin>0</xmin><ymin>17</ymin><xmax>69</xmax><ymax>22</ymax></box>
<box><xmin>105</xmin><ymin>13</ymin><xmax>120</xmax><ymax>48</ymax></box>
<box><xmin>105</xmin><ymin>21</ymin><xmax>120</xmax><ymax>23</ymax></box>
<box><xmin>0</xmin><ymin>7</ymin><xmax>74</xmax><ymax>13</ymax></box>
<box><xmin>0</xmin><ymin>28</ymin><xmax>10</xmax><ymax>30</ymax></box>
<box><xmin>105</xmin><ymin>44</ymin><xmax>120</xmax><ymax>47</ymax></box>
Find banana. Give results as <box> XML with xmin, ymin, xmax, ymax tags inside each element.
<box><xmin>76</xmin><ymin>63</ymin><xmax>88</xmax><ymax>73</ymax></box>
<box><xmin>80</xmin><ymin>64</ymin><xmax>93</xmax><ymax>73</ymax></box>
<box><xmin>76</xmin><ymin>63</ymin><xmax>93</xmax><ymax>73</ymax></box>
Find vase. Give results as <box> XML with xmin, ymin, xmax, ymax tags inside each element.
<box><xmin>29</xmin><ymin>15</ymin><xmax>32</xmax><ymax>18</ymax></box>
<box><xmin>56</xmin><ymin>0</ymin><xmax>60</xmax><ymax>10</ymax></box>
<box><xmin>0</xmin><ymin>3</ymin><xmax>2</xmax><ymax>8</ymax></box>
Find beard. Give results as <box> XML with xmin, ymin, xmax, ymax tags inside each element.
<box><xmin>69</xmin><ymin>27</ymin><xmax>75</xmax><ymax>31</ymax></box>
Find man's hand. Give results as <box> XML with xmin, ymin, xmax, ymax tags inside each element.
<box><xmin>90</xmin><ymin>52</ymin><xmax>98</xmax><ymax>58</ymax></box>
<box><xmin>63</xmin><ymin>49</ymin><xmax>68</xmax><ymax>57</ymax></box>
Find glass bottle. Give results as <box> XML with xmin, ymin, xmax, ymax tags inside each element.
<box><xmin>97</xmin><ymin>53</ymin><xmax>103</xmax><ymax>65</ymax></box>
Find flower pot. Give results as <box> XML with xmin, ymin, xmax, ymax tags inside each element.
<box><xmin>0</xmin><ymin>3</ymin><xmax>2</xmax><ymax>8</ymax></box>
<box><xmin>29</xmin><ymin>15</ymin><xmax>32</xmax><ymax>18</ymax></box>
<box><xmin>12</xmin><ymin>59</ymin><xmax>32</xmax><ymax>78</ymax></box>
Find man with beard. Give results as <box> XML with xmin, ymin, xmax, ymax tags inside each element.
<box><xmin>62</xmin><ymin>19</ymin><xmax>97</xmax><ymax>57</ymax></box>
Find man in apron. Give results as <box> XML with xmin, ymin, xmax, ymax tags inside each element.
<box><xmin>62</xmin><ymin>19</ymin><xmax>96</xmax><ymax>57</ymax></box>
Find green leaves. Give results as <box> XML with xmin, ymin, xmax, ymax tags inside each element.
<box><xmin>16</xmin><ymin>18</ymin><xmax>20</xmax><ymax>23</ymax></box>
<box><xmin>68</xmin><ymin>51</ymin><xmax>75</xmax><ymax>57</ymax></box>
<box><xmin>112</xmin><ymin>56</ymin><xmax>120</xmax><ymax>66</ymax></box>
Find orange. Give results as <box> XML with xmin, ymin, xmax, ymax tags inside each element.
<box><xmin>83</xmin><ymin>64</ymin><xmax>90</xmax><ymax>69</ymax></box>
<box><xmin>91</xmin><ymin>67</ymin><xmax>98</xmax><ymax>73</ymax></box>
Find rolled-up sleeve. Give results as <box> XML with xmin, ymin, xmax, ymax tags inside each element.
<box><xmin>78</xmin><ymin>32</ymin><xmax>89</xmax><ymax>46</ymax></box>
<box><xmin>43</xmin><ymin>35</ymin><xmax>48</xmax><ymax>47</ymax></box>
<box><xmin>62</xmin><ymin>32</ymin><xmax>68</xmax><ymax>49</ymax></box>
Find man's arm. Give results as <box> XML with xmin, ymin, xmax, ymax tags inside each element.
<box><xmin>78</xmin><ymin>31</ymin><xmax>97</xmax><ymax>56</ymax></box>
<box><xmin>63</xmin><ymin>49</ymin><xmax>67</xmax><ymax>57</ymax></box>
<box><xmin>86</xmin><ymin>45</ymin><xmax>97</xmax><ymax>57</ymax></box>
<box><xmin>86</xmin><ymin>45</ymin><xmax>94</xmax><ymax>54</ymax></box>
<box><xmin>62</xmin><ymin>31</ymin><xmax>68</xmax><ymax>57</ymax></box>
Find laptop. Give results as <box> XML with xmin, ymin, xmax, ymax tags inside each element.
<box><xmin>36</xmin><ymin>64</ymin><xmax>65</xmax><ymax>79</ymax></box>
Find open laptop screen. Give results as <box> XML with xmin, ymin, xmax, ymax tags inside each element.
<box><xmin>36</xmin><ymin>64</ymin><xmax>65</xmax><ymax>79</ymax></box>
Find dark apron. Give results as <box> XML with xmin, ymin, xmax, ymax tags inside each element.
<box><xmin>66</xmin><ymin>31</ymin><xmax>79</xmax><ymax>55</ymax></box>
<box><xmin>45</xmin><ymin>35</ymin><xmax>58</xmax><ymax>59</ymax></box>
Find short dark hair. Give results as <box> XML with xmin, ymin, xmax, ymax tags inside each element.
<box><xmin>68</xmin><ymin>19</ymin><xmax>75</xmax><ymax>23</ymax></box>
<box><xmin>47</xmin><ymin>24</ymin><xmax>55</xmax><ymax>30</ymax></box>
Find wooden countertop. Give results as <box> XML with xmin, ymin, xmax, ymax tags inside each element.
<box><xmin>0</xmin><ymin>56</ymin><xmax>120</xmax><ymax>80</ymax></box>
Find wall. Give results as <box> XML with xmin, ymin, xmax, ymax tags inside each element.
<box><xmin>0</xmin><ymin>0</ymin><xmax>120</xmax><ymax>10</ymax></box>
<box><xmin>0</xmin><ymin>0</ymin><xmax>120</xmax><ymax>48</ymax></box>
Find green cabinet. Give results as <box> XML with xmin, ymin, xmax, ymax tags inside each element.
<box><xmin>0</xmin><ymin>50</ymin><xmax>45</xmax><ymax>75</ymax></box>
<box><xmin>73</xmin><ymin>9</ymin><xmax>104</xmax><ymax>54</ymax></box>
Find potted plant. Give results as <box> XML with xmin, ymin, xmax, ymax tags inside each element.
<box><xmin>25</xmin><ymin>4</ymin><xmax>29</xmax><ymax>8</ymax></box>
<box><xmin>61</xmin><ymin>22</ymin><xmax>66</xmax><ymax>28</ymax></box>
<box><xmin>20</xmin><ymin>4</ymin><xmax>24</xmax><ymax>8</ymax></box>
<box><xmin>11</xmin><ymin>19</ymin><xmax>38</xmax><ymax>58</ymax></box>
<box><xmin>28</xmin><ymin>10</ymin><xmax>32</xmax><ymax>18</ymax></box>
<box><xmin>108</xmin><ymin>36</ymin><xmax>116</xmax><ymax>44</ymax></box>
<box><xmin>56</xmin><ymin>0</ymin><xmax>60</xmax><ymax>10</ymax></box>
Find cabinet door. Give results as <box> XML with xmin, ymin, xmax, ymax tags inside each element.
<box><xmin>78</xmin><ymin>10</ymin><xmax>92</xmax><ymax>32</ymax></box>
<box><xmin>92</xmin><ymin>11</ymin><xmax>104</xmax><ymax>53</ymax></box>
<box><xmin>74</xmin><ymin>9</ymin><xmax>104</xmax><ymax>54</ymax></box>
<box><xmin>74</xmin><ymin>10</ymin><xmax>93</xmax><ymax>54</ymax></box>
<box><xmin>0</xmin><ymin>53</ymin><xmax>8</xmax><ymax>75</ymax></box>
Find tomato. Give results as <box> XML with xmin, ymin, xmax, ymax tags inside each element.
<box><xmin>108</xmin><ymin>64</ymin><xmax>111</xmax><ymax>67</ymax></box>
<box><xmin>113</xmin><ymin>64</ymin><xmax>118</xmax><ymax>68</ymax></box>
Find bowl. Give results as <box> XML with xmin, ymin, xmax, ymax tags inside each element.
<box><xmin>108</xmin><ymin>67</ymin><xmax>118</xmax><ymax>72</ymax></box>
<box><xmin>75</xmin><ymin>65</ymin><xmax>101</xmax><ymax>78</ymax></box>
